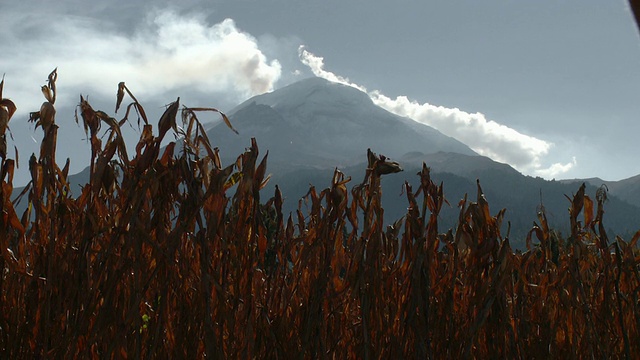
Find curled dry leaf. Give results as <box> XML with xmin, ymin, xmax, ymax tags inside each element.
<box><xmin>0</xmin><ymin>99</ymin><xmax>16</xmax><ymax>125</ymax></box>
<box><xmin>41</xmin><ymin>86</ymin><xmax>53</xmax><ymax>103</ymax></box>
<box><xmin>158</xmin><ymin>98</ymin><xmax>180</xmax><ymax>141</ymax></box>
<box><xmin>116</xmin><ymin>82</ymin><xmax>126</xmax><ymax>113</ymax></box>
<box><xmin>34</xmin><ymin>101</ymin><xmax>56</xmax><ymax>132</ymax></box>
<box><xmin>187</xmin><ymin>107</ymin><xmax>238</xmax><ymax>135</ymax></box>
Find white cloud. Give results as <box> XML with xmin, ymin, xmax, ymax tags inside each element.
<box><xmin>534</xmin><ymin>156</ymin><xmax>578</xmax><ymax>179</ymax></box>
<box><xmin>298</xmin><ymin>46</ymin><xmax>576</xmax><ymax>179</ymax></box>
<box><xmin>0</xmin><ymin>9</ymin><xmax>282</xmax><ymax>110</ymax></box>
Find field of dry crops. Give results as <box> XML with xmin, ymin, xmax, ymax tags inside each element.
<box><xmin>0</xmin><ymin>71</ymin><xmax>639</xmax><ymax>358</ymax></box>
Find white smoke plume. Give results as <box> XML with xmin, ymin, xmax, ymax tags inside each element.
<box><xmin>0</xmin><ymin>9</ymin><xmax>282</xmax><ymax>186</ymax></box>
<box><xmin>0</xmin><ymin>10</ymin><xmax>282</xmax><ymax>109</ymax></box>
<box><xmin>298</xmin><ymin>46</ymin><xmax>576</xmax><ymax>178</ymax></box>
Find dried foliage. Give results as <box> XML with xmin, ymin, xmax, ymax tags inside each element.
<box><xmin>1</xmin><ymin>72</ymin><xmax>639</xmax><ymax>358</ymax></box>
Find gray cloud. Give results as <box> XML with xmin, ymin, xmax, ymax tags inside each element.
<box><xmin>0</xmin><ymin>9</ymin><xmax>282</xmax><ymax>112</ymax></box>
<box><xmin>0</xmin><ymin>7</ymin><xmax>283</xmax><ymax>186</ymax></box>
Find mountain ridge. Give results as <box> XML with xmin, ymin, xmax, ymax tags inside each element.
<box><xmin>208</xmin><ymin>77</ymin><xmax>477</xmax><ymax>171</ymax></box>
<box><xmin>560</xmin><ymin>174</ymin><xmax>640</xmax><ymax>209</ymax></box>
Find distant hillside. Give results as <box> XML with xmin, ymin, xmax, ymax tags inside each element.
<box><xmin>561</xmin><ymin>175</ymin><xmax>640</xmax><ymax>208</ymax></box>
<box><xmin>263</xmin><ymin>152</ymin><xmax>640</xmax><ymax>249</ymax></box>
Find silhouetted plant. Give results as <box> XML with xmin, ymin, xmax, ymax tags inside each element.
<box><xmin>0</xmin><ymin>71</ymin><xmax>638</xmax><ymax>358</ymax></box>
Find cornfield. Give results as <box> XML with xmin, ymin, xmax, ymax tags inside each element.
<box><xmin>0</xmin><ymin>70</ymin><xmax>639</xmax><ymax>358</ymax></box>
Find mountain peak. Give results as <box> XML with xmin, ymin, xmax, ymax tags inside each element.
<box><xmin>210</xmin><ymin>76</ymin><xmax>477</xmax><ymax>169</ymax></box>
<box><xmin>233</xmin><ymin>76</ymin><xmax>373</xmax><ymax>113</ymax></box>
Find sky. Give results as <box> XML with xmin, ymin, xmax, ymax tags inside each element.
<box><xmin>2</xmin><ymin>0</ymin><xmax>640</xmax><ymax>186</ymax></box>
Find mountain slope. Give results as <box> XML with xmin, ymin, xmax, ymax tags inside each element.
<box><xmin>268</xmin><ymin>153</ymin><xmax>640</xmax><ymax>249</ymax></box>
<box><xmin>207</xmin><ymin>77</ymin><xmax>476</xmax><ymax>171</ymax></box>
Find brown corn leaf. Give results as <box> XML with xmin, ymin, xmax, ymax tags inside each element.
<box><xmin>0</xmin><ymin>134</ymin><xmax>5</xmax><ymax>159</ymax></box>
<box><xmin>1</xmin><ymin>158</ymin><xmax>14</xmax><ymax>183</ymax></box>
<box><xmin>115</xmin><ymin>81</ymin><xmax>149</xmax><ymax>125</ymax></box>
<box><xmin>225</xmin><ymin>172</ymin><xmax>243</xmax><ymax>191</ymax></box>
<box><xmin>160</xmin><ymin>142</ymin><xmax>176</xmax><ymax>166</ymax></box>
<box><xmin>254</xmin><ymin>151</ymin><xmax>269</xmax><ymax>188</ymax></box>
<box><xmin>46</xmin><ymin>68</ymin><xmax>57</xmax><ymax>104</ymax></box>
<box><xmin>62</xmin><ymin>157</ymin><xmax>70</xmax><ymax>179</ymax></box>
<box><xmin>189</xmin><ymin>107</ymin><xmax>238</xmax><ymax>134</ymax></box>
<box><xmin>196</xmin><ymin>121</ymin><xmax>215</xmax><ymax>154</ymax></box>
<box><xmin>629</xmin><ymin>229</ymin><xmax>640</xmax><ymax>248</ymax></box>
<box><xmin>583</xmin><ymin>194</ymin><xmax>593</xmax><ymax>227</ymax></box>
<box><xmin>5</xmin><ymin>203</ymin><xmax>24</xmax><ymax>236</ymax></box>
<box><xmin>41</xmin><ymin>86</ymin><xmax>53</xmax><ymax>103</ymax></box>
<box><xmin>259</xmin><ymin>174</ymin><xmax>272</xmax><ymax>190</ymax></box>
<box><xmin>37</xmin><ymin>101</ymin><xmax>56</xmax><ymax>131</ymax></box>
<box><xmin>0</xmin><ymin>99</ymin><xmax>17</xmax><ymax>122</ymax></box>
<box><xmin>258</xmin><ymin>228</ymin><xmax>268</xmax><ymax>259</ymax></box>
<box><xmin>378</xmin><ymin>154</ymin><xmax>403</xmax><ymax>175</ymax></box>
<box><xmin>572</xmin><ymin>183</ymin><xmax>586</xmax><ymax>220</ymax></box>
<box><xmin>135</xmin><ymin>103</ymin><xmax>149</xmax><ymax>126</ymax></box>
<box><xmin>220</xmin><ymin>112</ymin><xmax>238</xmax><ymax>134</ymax></box>
<box><xmin>136</xmin><ymin>124</ymin><xmax>154</xmax><ymax>157</ymax></box>
<box><xmin>116</xmin><ymin>82</ymin><xmax>126</xmax><ymax>113</ymax></box>
<box><xmin>195</xmin><ymin>135</ymin><xmax>216</xmax><ymax>160</ymax></box>
<box><xmin>476</xmin><ymin>180</ymin><xmax>491</xmax><ymax>224</ymax></box>
<box><xmin>77</xmin><ymin>95</ymin><xmax>101</xmax><ymax>138</ymax></box>
<box><xmin>158</xmin><ymin>98</ymin><xmax>180</xmax><ymax>141</ymax></box>
<box><xmin>212</xmin><ymin>147</ymin><xmax>222</xmax><ymax>169</ymax></box>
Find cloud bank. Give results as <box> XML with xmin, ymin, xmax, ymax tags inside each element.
<box><xmin>299</xmin><ymin>46</ymin><xmax>575</xmax><ymax>178</ymax></box>
<box><xmin>0</xmin><ymin>6</ymin><xmax>575</xmax><ymax>180</ymax></box>
<box><xmin>0</xmin><ymin>9</ymin><xmax>282</xmax><ymax>109</ymax></box>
